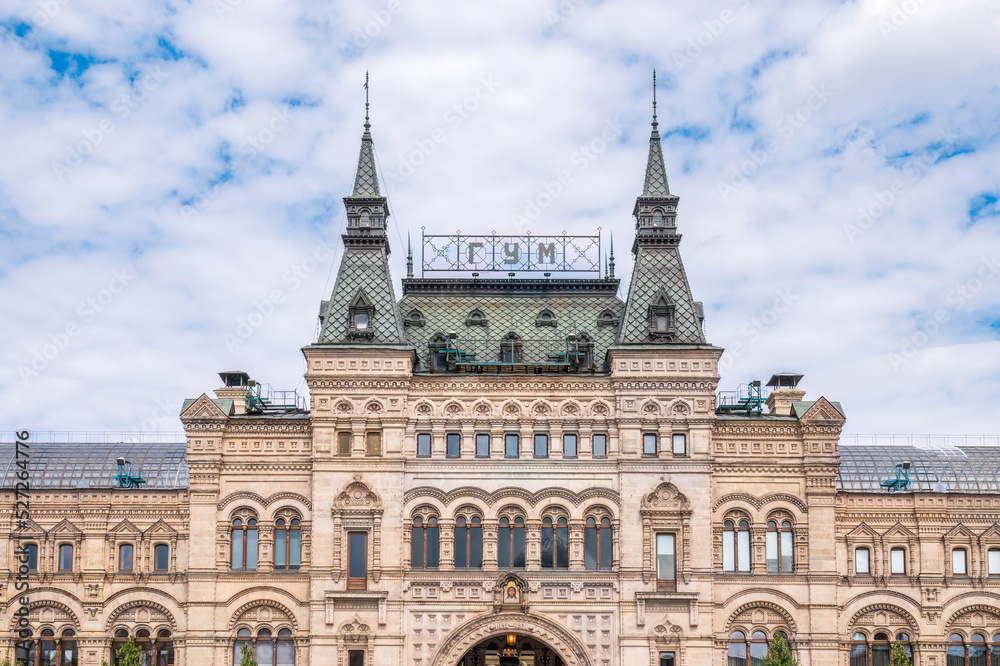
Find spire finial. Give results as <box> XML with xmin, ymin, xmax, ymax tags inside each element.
<box><xmin>406</xmin><ymin>232</ymin><xmax>414</xmax><ymax>278</ymax></box>
<box><xmin>609</xmin><ymin>233</ymin><xmax>616</xmax><ymax>279</ymax></box>
<box><xmin>364</xmin><ymin>71</ymin><xmax>371</xmax><ymax>131</ymax></box>
<box><xmin>652</xmin><ymin>69</ymin><xmax>658</xmax><ymax>130</ymax></box>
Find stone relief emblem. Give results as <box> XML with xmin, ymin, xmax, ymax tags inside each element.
<box><xmin>504</xmin><ymin>403</ymin><xmax>521</xmax><ymax>416</ymax></box>
<box><xmin>671</xmin><ymin>401</ymin><xmax>690</xmax><ymax>416</ymax></box>
<box><xmin>562</xmin><ymin>403</ymin><xmax>579</xmax><ymax>416</ymax></box>
<box><xmin>416</xmin><ymin>403</ymin><xmax>432</xmax><ymax>415</ymax></box>
<box><xmin>446</xmin><ymin>402</ymin><xmax>463</xmax><ymax>416</ymax></box>
<box><xmin>365</xmin><ymin>401</ymin><xmax>383</xmax><ymax>413</ymax></box>
<box><xmin>336</xmin><ymin>401</ymin><xmax>353</xmax><ymax>414</ymax></box>
<box><xmin>475</xmin><ymin>403</ymin><xmax>491</xmax><ymax>416</ymax></box>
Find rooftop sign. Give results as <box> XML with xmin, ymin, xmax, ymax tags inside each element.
<box><xmin>421</xmin><ymin>233</ymin><xmax>601</xmax><ymax>274</ymax></box>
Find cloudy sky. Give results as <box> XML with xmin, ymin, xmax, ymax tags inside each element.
<box><xmin>2</xmin><ymin>0</ymin><xmax>999</xmax><ymax>436</ymax></box>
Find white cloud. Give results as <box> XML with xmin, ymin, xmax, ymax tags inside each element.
<box><xmin>1</xmin><ymin>0</ymin><xmax>998</xmax><ymax>434</ymax></box>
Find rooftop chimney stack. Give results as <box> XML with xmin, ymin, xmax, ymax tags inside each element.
<box><xmin>765</xmin><ymin>373</ymin><xmax>806</xmax><ymax>416</ymax></box>
<box><xmin>215</xmin><ymin>371</ymin><xmax>250</xmax><ymax>415</ymax></box>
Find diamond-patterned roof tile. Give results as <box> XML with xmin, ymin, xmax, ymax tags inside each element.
<box><xmin>352</xmin><ymin>129</ymin><xmax>381</xmax><ymax>197</ymax></box>
<box><xmin>617</xmin><ymin>245</ymin><xmax>705</xmax><ymax>344</ymax></box>
<box><xmin>319</xmin><ymin>246</ymin><xmax>404</xmax><ymax>343</ymax></box>
<box><xmin>642</xmin><ymin>128</ymin><xmax>670</xmax><ymax>197</ymax></box>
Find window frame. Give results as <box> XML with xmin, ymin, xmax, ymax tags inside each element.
<box><xmin>765</xmin><ymin>519</ymin><xmax>794</xmax><ymax>574</ymax></box>
<box><xmin>952</xmin><ymin>547</ymin><xmax>969</xmax><ymax>577</ymax></box>
<box><xmin>475</xmin><ymin>433</ymin><xmax>490</xmax><ymax>458</ymax></box>
<box><xmin>24</xmin><ymin>542</ymin><xmax>39</xmax><ymax>572</ymax></box>
<box><xmin>497</xmin><ymin>515</ymin><xmax>526</xmax><ymax>569</ymax></box>
<box><xmin>533</xmin><ymin>433</ymin><xmax>549</xmax><ymax>459</ymax></box>
<box><xmin>154</xmin><ymin>543</ymin><xmax>169</xmax><ymax>572</ymax></box>
<box><xmin>723</xmin><ymin>519</ymin><xmax>751</xmax><ymax>573</ymax></box>
<box><xmin>454</xmin><ymin>515</ymin><xmax>483</xmax><ymax>569</ymax></box>
<box><xmin>988</xmin><ymin>548</ymin><xmax>1000</xmax><ymax>576</ymax></box>
<box><xmin>592</xmin><ymin>433</ymin><xmax>607</xmax><ymax>458</ymax></box>
<box><xmin>365</xmin><ymin>431</ymin><xmax>382</xmax><ymax>456</ymax></box>
<box><xmin>671</xmin><ymin>433</ymin><xmax>687</xmax><ymax>456</ymax></box>
<box><xmin>231</xmin><ymin>516</ymin><xmax>259</xmax><ymax>571</ymax></box>
<box><xmin>585</xmin><ymin>516</ymin><xmax>613</xmax><ymax>570</ymax></box>
<box><xmin>348</xmin><ymin>650</ymin><xmax>365</xmax><ymax>666</ymax></box>
<box><xmin>274</xmin><ymin>516</ymin><xmax>301</xmax><ymax>571</ymax></box>
<box><xmin>446</xmin><ymin>432</ymin><xmax>461</xmax><ymax>458</ymax></box>
<box><xmin>347</xmin><ymin>531</ymin><xmax>367</xmax><ymax>590</ymax></box>
<box><xmin>541</xmin><ymin>515</ymin><xmax>570</xmax><ymax>570</ymax></box>
<box><xmin>659</xmin><ymin>652</ymin><xmax>675</xmax><ymax>666</ymax></box>
<box><xmin>656</xmin><ymin>532</ymin><xmax>676</xmax><ymax>591</ymax></box>
<box><xmin>119</xmin><ymin>543</ymin><xmax>134</xmax><ymax>572</ymax></box>
<box><xmin>854</xmin><ymin>546</ymin><xmax>871</xmax><ymax>575</ymax></box>
<box><xmin>504</xmin><ymin>433</ymin><xmax>519</xmax><ymax>459</ymax></box>
<box><xmin>416</xmin><ymin>432</ymin><xmax>432</xmax><ymax>458</ymax></box>
<box><xmin>643</xmin><ymin>433</ymin><xmax>658</xmax><ymax>456</ymax></box>
<box><xmin>410</xmin><ymin>515</ymin><xmax>440</xmax><ymax>570</ymax></box>
<box><xmin>562</xmin><ymin>433</ymin><xmax>578</xmax><ymax>458</ymax></box>
<box><xmin>337</xmin><ymin>431</ymin><xmax>351</xmax><ymax>456</ymax></box>
<box><xmin>58</xmin><ymin>543</ymin><xmax>73</xmax><ymax>572</ymax></box>
<box><xmin>889</xmin><ymin>547</ymin><xmax>906</xmax><ymax>575</ymax></box>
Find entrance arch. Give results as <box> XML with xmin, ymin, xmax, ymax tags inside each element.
<box><xmin>431</xmin><ymin>612</ymin><xmax>592</xmax><ymax>666</ymax></box>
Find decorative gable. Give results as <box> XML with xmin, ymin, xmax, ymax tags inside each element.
<box><xmin>180</xmin><ymin>393</ymin><xmax>229</xmax><ymax>420</ymax></box>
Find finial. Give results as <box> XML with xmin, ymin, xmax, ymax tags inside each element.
<box><xmin>609</xmin><ymin>233</ymin><xmax>616</xmax><ymax>279</ymax></box>
<box><xmin>604</xmin><ymin>252</ymin><xmax>608</xmax><ymax>279</ymax></box>
<box><xmin>651</xmin><ymin>69</ymin><xmax>658</xmax><ymax>130</ymax></box>
<box><xmin>406</xmin><ymin>232</ymin><xmax>414</xmax><ymax>278</ymax></box>
<box><xmin>364</xmin><ymin>71</ymin><xmax>370</xmax><ymax>131</ymax></box>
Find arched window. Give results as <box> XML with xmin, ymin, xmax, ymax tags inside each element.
<box><xmin>257</xmin><ymin>628</ymin><xmax>274</xmax><ymax>666</ymax></box>
<box><xmin>895</xmin><ymin>633</ymin><xmax>911</xmax><ymax>663</ymax></box>
<box><xmin>497</xmin><ymin>516</ymin><xmax>526</xmax><ymax>568</ymax></box>
<box><xmin>61</xmin><ymin>629</ymin><xmax>78</xmax><ymax>666</ymax></box>
<box><xmin>154</xmin><ymin>629</ymin><xmax>174</xmax><ymax>666</ymax></box>
<box><xmin>234</xmin><ymin>628</ymin><xmax>252</xmax><ymax>664</ymax></box>
<box><xmin>275</xmin><ymin>513</ymin><xmax>302</xmax><ymax>571</ymax></box>
<box><xmin>20</xmin><ymin>628</ymin><xmax>78</xmax><ymax>666</ymax></box>
<box><xmin>992</xmin><ymin>634</ymin><xmax>1000</xmax><ymax>663</ymax></box>
<box><xmin>154</xmin><ymin>544</ymin><xmax>170</xmax><ymax>572</ymax></box>
<box><xmin>652</xmin><ymin>210</ymin><xmax>664</xmax><ymax>226</ymax></box>
<box><xmin>871</xmin><ymin>632</ymin><xmax>890</xmax><ymax>665</ymax></box>
<box><xmin>850</xmin><ymin>633</ymin><xmax>868</xmax><ymax>666</ymax></box>
<box><xmin>948</xmin><ymin>633</ymin><xmax>988</xmax><ymax>666</ymax></box>
<box><xmin>58</xmin><ymin>543</ymin><xmax>73</xmax><ymax>571</ymax></box>
<box><xmin>723</xmin><ymin>519</ymin><xmax>751</xmax><ymax>572</ymax></box>
<box><xmin>277</xmin><ymin>628</ymin><xmax>294</xmax><ymax>666</ymax></box>
<box><xmin>232</xmin><ymin>514</ymin><xmax>259</xmax><ymax>571</ymax></box>
<box><xmin>411</xmin><ymin>515</ymin><xmax>439</xmax><ymax>569</ymax></box>
<box><xmin>541</xmin><ymin>516</ymin><xmax>569</xmax><ymax>569</ymax></box>
<box><xmin>428</xmin><ymin>334</ymin><xmax>447</xmax><ymax>372</ymax></box>
<box><xmin>454</xmin><ymin>515</ymin><xmax>483</xmax><ymax>569</ymax></box>
<box><xmin>585</xmin><ymin>516</ymin><xmax>613</xmax><ymax>570</ymax></box>
<box><xmin>728</xmin><ymin>631</ymin><xmax>747</xmax><ymax>666</ymax></box>
<box><xmin>750</xmin><ymin>631</ymin><xmax>769</xmax><ymax>664</ymax></box>
<box><xmin>119</xmin><ymin>544</ymin><xmax>134</xmax><ymax>571</ymax></box>
<box><xmin>766</xmin><ymin>519</ymin><xmax>794</xmax><ymax>573</ymax></box>
<box><xmin>499</xmin><ymin>333</ymin><xmax>522</xmax><ymax>363</ymax></box>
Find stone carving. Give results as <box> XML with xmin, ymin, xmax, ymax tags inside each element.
<box><xmin>337</xmin><ymin>476</ymin><xmax>382</xmax><ymax>510</ymax></box>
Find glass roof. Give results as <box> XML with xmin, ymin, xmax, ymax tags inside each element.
<box><xmin>1</xmin><ymin>442</ymin><xmax>188</xmax><ymax>490</ymax></box>
<box><xmin>837</xmin><ymin>445</ymin><xmax>1000</xmax><ymax>493</ymax></box>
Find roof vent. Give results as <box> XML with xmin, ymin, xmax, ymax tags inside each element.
<box><xmin>765</xmin><ymin>372</ymin><xmax>806</xmax><ymax>416</ymax></box>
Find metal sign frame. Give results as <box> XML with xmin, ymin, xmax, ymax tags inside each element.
<box><xmin>421</xmin><ymin>232</ymin><xmax>601</xmax><ymax>274</ymax></box>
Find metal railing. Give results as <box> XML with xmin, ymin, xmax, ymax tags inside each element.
<box><xmin>0</xmin><ymin>431</ymin><xmax>186</xmax><ymax>444</ymax></box>
<box><xmin>840</xmin><ymin>434</ymin><xmax>1000</xmax><ymax>448</ymax></box>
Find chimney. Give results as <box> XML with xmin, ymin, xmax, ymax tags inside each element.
<box><xmin>215</xmin><ymin>371</ymin><xmax>250</xmax><ymax>415</ymax></box>
<box><xmin>765</xmin><ymin>373</ymin><xmax>805</xmax><ymax>416</ymax></box>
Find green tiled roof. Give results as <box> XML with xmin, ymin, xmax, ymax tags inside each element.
<box><xmin>318</xmin><ymin>245</ymin><xmax>405</xmax><ymax>344</ymax></box>
<box><xmin>617</xmin><ymin>244</ymin><xmax>705</xmax><ymax>344</ymax></box>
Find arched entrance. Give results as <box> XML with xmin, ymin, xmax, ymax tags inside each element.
<box><xmin>431</xmin><ymin>612</ymin><xmax>592</xmax><ymax>666</ymax></box>
<box><xmin>457</xmin><ymin>635</ymin><xmax>564</xmax><ymax>665</ymax></box>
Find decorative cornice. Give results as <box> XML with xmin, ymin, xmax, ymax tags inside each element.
<box><xmin>403</xmin><ymin>485</ymin><xmax>621</xmax><ymax>508</ymax></box>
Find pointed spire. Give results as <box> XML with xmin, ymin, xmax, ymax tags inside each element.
<box><xmin>351</xmin><ymin>71</ymin><xmax>381</xmax><ymax>197</ymax></box>
<box><xmin>642</xmin><ymin>69</ymin><xmax>670</xmax><ymax>197</ymax></box>
<box><xmin>608</xmin><ymin>233</ymin><xmax>615</xmax><ymax>279</ymax></box>
<box><xmin>406</xmin><ymin>232</ymin><xmax>414</xmax><ymax>278</ymax></box>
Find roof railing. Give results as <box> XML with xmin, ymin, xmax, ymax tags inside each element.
<box><xmin>0</xmin><ymin>431</ymin><xmax>186</xmax><ymax>444</ymax></box>
<box><xmin>841</xmin><ymin>434</ymin><xmax>1000</xmax><ymax>448</ymax></box>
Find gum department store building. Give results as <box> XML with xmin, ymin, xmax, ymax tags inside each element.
<box><xmin>4</xmin><ymin>93</ymin><xmax>1000</xmax><ymax>666</ymax></box>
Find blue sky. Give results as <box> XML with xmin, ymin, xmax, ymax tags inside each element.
<box><xmin>1</xmin><ymin>0</ymin><xmax>999</xmax><ymax>434</ymax></box>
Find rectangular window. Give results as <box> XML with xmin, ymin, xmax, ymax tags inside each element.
<box><xmin>592</xmin><ymin>433</ymin><xmax>607</xmax><ymax>458</ymax></box>
<box><xmin>476</xmin><ymin>433</ymin><xmax>490</xmax><ymax>457</ymax></box>
<box><xmin>890</xmin><ymin>547</ymin><xmax>906</xmax><ymax>575</ymax></box>
<box><xmin>989</xmin><ymin>549</ymin><xmax>1000</xmax><ymax>575</ymax></box>
<box><xmin>276</xmin><ymin>530</ymin><xmax>286</xmax><ymax>569</ymax></box>
<box><xmin>659</xmin><ymin>653</ymin><xmax>675</xmax><ymax>666</ymax></box>
<box><xmin>366</xmin><ymin>432</ymin><xmax>381</xmax><ymax>456</ymax></box>
<box><xmin>119</xmin><ymin>544</ymin><xmax>133</xmax><ymax>571</ymax></box>
<box><xmin>338</xmin><ymin>432</ymin><xmax>351</xmax><ymax>456</ymax></box>
<box><xmin>672</xmin><ymin>433</ymin><xmax>686</xmax><ymax>455</ymax></box>
<box><xmin>563</xmin><ymin>434</ymin><xmax>578</xmax><ymax>458</ymax></box>
<box><xmin>348</xmin><ymin>650</ymin><xmax>364</xmax><ymax>666</ymax></box>
<box><xmin>25</xmin><ymin>544</ymin><xmax>38</xmax><ymax>571</ymax></box>
<box><xmin>855</xmin><ymin>547</ymin><xmax>870</xmax><ymax>574</ymax></box>
<box><xmin>953</xmin><ymin>548</ymin><xmax>968</xmax><ymax>576</ymax></box>
<box><xmin>723</xmin><ymin>529</ymin><xmax>734</xmax><ymax>572</ymax></box>
<box><xmin>643</xmin><ymin>433</ymin><xmax>657</xmax><ymax>455</ymax></box>
<box><xmin>417</xmin><ymin>433</ymin><xmax>431</xmax><ymax>458</ymax></box>
<box><xmin>348</xmin><ymin>532</ymin><xmax>367</xmax><ymax>589</ymax></box>
<box><xmin>766</xmin><ymin>531</ymin><xmax>777</xmax><ymax>573</ymax></box>
<box><xmin>737</xmin><ymin>529</ymin><xmax>750</xmax><ymax>572</ymax></box>
<box><xmin>656</xmin><ymin>534</ymin><xmax>675</xmax><ymax>590</ymax></box>
<box><xmin>154</xmin><ymin>544</ymin><xmax>169</xmax><ymax>571</ymax></box>
<box><xmin>59</xmin><ymin>544</ymin><xmax>73</xmax><ymax>571</ymax></box>
<box><xmin>446</xmin><ymin>433</ymin><xmax>461</xmax><ymax>458</ymax></box>
<box><xmin>534</xmin><ymin>434</ymin><xmax>549</xmax><ymax>458</ymax></box>
<box><xmin>505</xmin><ymin>434</ymin><xmax>519</xmax><ymax>458</ymax></box>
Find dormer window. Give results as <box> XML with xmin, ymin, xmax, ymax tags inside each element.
<box><xmin>652</xmin><ymin>210</ymin><xmax>664</xmax><ymax>227</ymax></box>
<box><xmin>404</xmin><ymin>309</ymin><xmax>425</xmax><ymax>328</ymax></box>
<box><xmin>466</xmin><ymin>310</ymin><xmax>488</xmax><ymax>327</ymax></box>
<box><xmin>535</xmin><ymin>309</ymin><xmax>556</xmax><ymax>327</ymax></box>
<box><xmin>597</xmin><ymin>309</ymin><xmax>619</xmax><ymax>328</ymax></box>
<box><xmin>359</xmin><ymin>210</ymin><xmax>371</xmax><ymax>227</ymax></box>
<box><xmin>648</xmin><ymin>291</ymin><xmax>676</xmax><ymax>341</ymax></box>
<box><xmin>348</xmin><ymin>291</ymin><xmax>375</xmax><ymax>340</ymax></box>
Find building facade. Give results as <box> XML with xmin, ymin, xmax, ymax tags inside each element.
<box><xmin>3</xmin><ymin>98</ymin><xmax>1000</xmax><ymax>666</ymax></box>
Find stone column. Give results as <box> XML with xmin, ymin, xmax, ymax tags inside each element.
<box><xmin>569</xmin><ymin>519</ymin><xmax>585</xmax><ymax>571</ymax></box>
